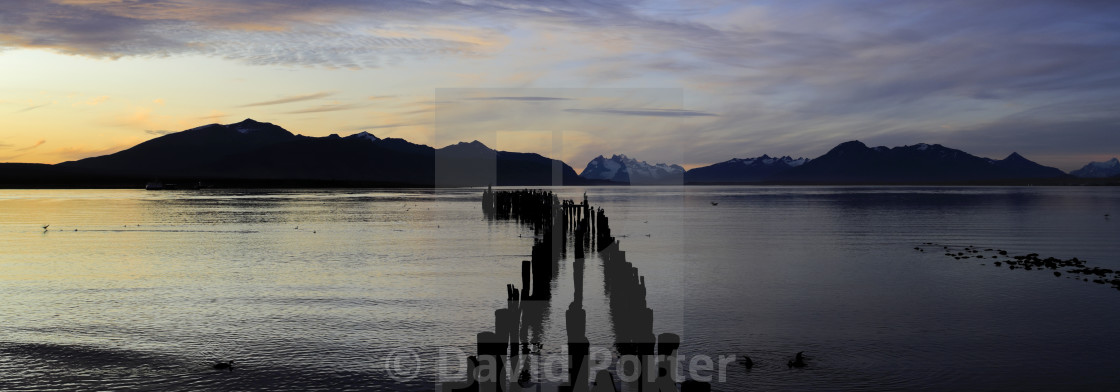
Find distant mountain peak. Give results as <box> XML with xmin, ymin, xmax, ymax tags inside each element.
<box><xmin>186</xmin><ymin>123</ymin><xmax>221</xmax><ymax>131</ymax></box>
<box><xmin>906</xmin><ymin>142</ymin><xmax>940</xmax><ymax>151</ymax></box>
<box><xmin>685</xmin><ymin>154</ymin><xmax>810</xmax><ymax>183</ymax></box>
<box><xmin>452</xmin><ymin>140</ymin><xmax>492</xmax><ymax>150</ymax></box>
<box><xmin>1004</xmin><ymin>152</ymin><xmax>1027</xmax><ymax>161</ymax></box>
<box><xmin>580</xmin><ymin>153</ymin><xmax>684</xmax><ymax>184</ymax></box>
<box><xmin>226</xmin><ymin>118</ymin><xmax>286</xmax><ymax>135</ymax></box>
<box><xmin>1071</xmin><ymin>157</ymin><xmax>1120</xmax><ymax>178</ymax></box>
<box><xmin>346</xmin><ymin>131</ymin><xmax>380</xmax><ymax>142</ymax></box>
<box><xmin>829</xmin><ymin>140</ymin><xmax>870</xmax><ymax>154</ymax></box>
<box><xmin>437</xmin><ymin>140</ymin><xmax>495</xmax><ymax>157</ymax></box>
<box><xmin>726</xmin><ymin>155</ymin><xmax>808</xmax><ymax>166</ymax></box>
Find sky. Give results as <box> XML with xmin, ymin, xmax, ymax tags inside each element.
<box><xmin>1</xmin><ymin>0</ymin><xmax>1119</xmax><ymax>171</ymax></box>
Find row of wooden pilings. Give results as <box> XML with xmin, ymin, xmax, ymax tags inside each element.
<box><xmin>448</xmin><ymin>188</ymin><xmax>710</xmax><ymax>392</ymax></box>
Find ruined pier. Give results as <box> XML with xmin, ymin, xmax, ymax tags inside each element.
<box><xmin>443</xmin><ymin>187</ymin><xmax>708</xmax><ymax>392</ymax></box>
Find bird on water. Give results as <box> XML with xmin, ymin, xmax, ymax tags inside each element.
<box><xmin>213</xmin><ymin>360</ymin><xmax>234</xmax><ymax>372</ymax></box>
<box><xmin>787</xmin><ymin>351</ymin><xmax>807</xmax><ymax>368</ymax></box>
<box><xmin>738</xmin><ymin>354</ymin><xmax>754</xmax><ymax>369</ymax></box>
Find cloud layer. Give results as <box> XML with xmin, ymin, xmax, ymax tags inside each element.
<box><xmin>239</xmin><ymin>92</ymin><xmax>334</xmax><ymax>107</ymax></box>
<box><xmin>2</xmin><ymin>0</ymin><xmax>1118</xmax><ymax>169</ymax></box>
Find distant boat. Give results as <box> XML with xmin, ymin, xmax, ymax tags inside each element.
<box><xmin>145</xmin><ymin>182</ymin><xmax>179</xmax><ymax>190</ymax></box>
<box><xmin>146</xmin><ymin>180</ymin><xmax>204</xmax><ymax>190</ymax></box>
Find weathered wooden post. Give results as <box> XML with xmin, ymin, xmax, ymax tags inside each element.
<box><xmin>521</xmin><ymin>261</ymin><xmax>531</xmax><ymax>300</ymax></box>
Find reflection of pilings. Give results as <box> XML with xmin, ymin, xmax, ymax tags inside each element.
<box><xmin>599</xmin><ymin>240</ymin><xmax>653</xmax><ymax>353</ymax></box>
<box><xmin>561</xmin><ymin>254</ymin><xmax>589</xmax><ymax>392</ymax></box>
<box><xmin>530</xmin><ymin>240</ymin><xmax>554</xmax><ymax>300</ymax></box>
<box><xmin>655</xmin><ymin>333</ymin><xmax>681</xmax><ymax>391</ymax></box>
<box><xmin>521</xmin><ymin>261</ymin><xmax>531</xmax><ymax>301</ymax></box>
<box><xmin>475</xmin><ymin>189</ymin><xmax>708</xmax><ymax>391</ymax></box>
<box><xmin>441</xmin><ymin>356</ymin><xmax>480</xmax><ymax>392</ymax></box>
<box><xmin>681</xmin><ymin>380</ymin><xmax>712</xmax><ymax>391</ymax></box>
<box><xmin>573</xmin><ymin>258</ymin><xmax>585</xmax><ymax>307</ymax></box>
<box><xmin>477</xmin><ymin>332</ymin><xmax>505</xmax><ymax>392</ymax></box>
<box><xmin>593</xmin><ymin>208</ymin><xmax>706</xmax><ymax>391</ymax></box>
<box><xmin>482</xmin><ymin>185</ymin><xmax>496</xmax><ymax>217</ymax></box>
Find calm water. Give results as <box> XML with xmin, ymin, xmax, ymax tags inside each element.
<box><xmin>1</xmin><ymin>186</ymin><xmax>1119</xmax><ymax>391</ymax></box>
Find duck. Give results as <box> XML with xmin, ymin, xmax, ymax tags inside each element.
<box><xmin>787</xmin><ymin>351</ymin><xmax>807</xmax><ymax>368</ymax></box>
<box><xmin>517</xmin><ymin>368</ymin><xmax>532</xmax><ymax>386</ymax></box>
<box><xmin>710</xmin><ymin>202</ymin><xmax>719</xmax><ymax>206</ymax></box>
<box><xmin>213</xmin><ymin>360</ymin><xmax>234</xmax><ymax>372</ymax></box>
<box><xmin>738</xmin><ymin>354</ymin><xmax>754</xmax><ymax>369</ymax></box>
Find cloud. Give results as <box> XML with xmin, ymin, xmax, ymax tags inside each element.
<box><xmin>239</xmin><ymin>91</ymin><xmax>334</xmax><ymax>107</ymax></box>
<box><xmin>15</xmin><ymin>103</ymin><xmax>49</xmax><ymax>113</ymax></box>
<box><xmin>49</xmin><ymin>143</ymin><xmax>134</xmax><ymax>162</ymax></box>
<box><xmin>197</xmin><ymin>110</ymin><xmax>227</xmax><ymax>123</ymax></box>
<box><xmin>145</xmin><ymin>129</ymin><xmax>174</xmax><ymax>136</ymax></box>
<box><xmin>465</xmin><ymin>96</ymin><xmax>572</xmax><ymax>101</ymax></box>
<box><xmin>73</xmin><ymin>95</ymin><xmax>109</xmax><ymax>106</ymax></box>
<box><xmin>3</xmin><ymin>1</ymin><xmax>1120</xmax><ymax>167</ymax></box>
<box><xmin>14</xmin><ymin>139</ymin><xmax>46</xmax><ymax>152</ymax></box>
<box><xmin>0</xmin><ymin>0</ymin><xmax>516</xmax><ymax>67</ymax></box>
<box><xmin>284</xmin><ymin>102</ymin><xmax>364</xmax><ymax>114</ymax></box>
<box><xmin>565</xmin><ymin>108</ymin><xmax>716</xmax><ymax>117</ymax></box>
<box><xmin>347</xmin><ymin>123</ymin><xmax>412</xmax><ymax>130</ymax></box>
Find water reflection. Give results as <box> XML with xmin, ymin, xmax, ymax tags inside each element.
<box><xmin>1</xmin><ymin>187</ymin><xmax>1119</xmax><ymax>390</ymax></box>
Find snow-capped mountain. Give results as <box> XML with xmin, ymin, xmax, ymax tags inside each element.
<box><xmin>685</xmin><ymin>155</ymin><xmax>810</xmax><ymax>183</ymax></box>
<box><xmin>345</xmin><ymin>131</ymin><xmax>380</xmax><ymax>142</ymax></box>
<box><xmin>579</xmin><ymin>154</ymin><xmax>685</xmax><ymax>185</ymax></box>
<box><xmin>1070</xmin><ymin>158</ymin><xmax>1120</xmax><ymax>178</ymax></box>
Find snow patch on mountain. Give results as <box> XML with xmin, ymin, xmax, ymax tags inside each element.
<box><xmin>580</xmin><ymin>154</ymin><xmax>684</xmax><ymax>184</ymax></box>
<box><xmin>1071</xmin><ymin>158</ymin><xmax>1120</xmax><ymax>178</ymax></box>
<box><xmin>727</xmin><ymin>155</ymin><xmax>809</xmax><ymax>167</ymax></box>
<box><xmin>346</xmin><ymin>131</ymin><xmax>380</xmax><ymax>142</ymax></box>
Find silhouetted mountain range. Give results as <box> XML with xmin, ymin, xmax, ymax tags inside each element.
<box><xmin>2</xmin><ymin>119</ymin><xmax>584</xmax><ymax>187</ymax></box>
<box><xmin>624</xmin><ymin>142</ymin><xmax>1070</xmax><ymax>184</ymax></box>
<box><xmin>684</xmin><ymin>155</ymin><xmax>809</xmax><ymax>183</ymax></box>
<box><xmin>0</xmin><ymin>120</ymin><xmax>1108</xmax><ymax>188</ymax></box>
<box><xmin>768</xmin><ymin>141</ymin><xmax>1068</xmax><ymax>184</ymax></box>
